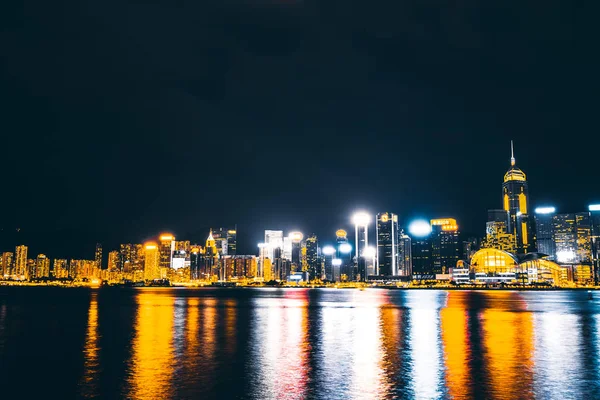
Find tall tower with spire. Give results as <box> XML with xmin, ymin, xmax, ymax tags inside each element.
<box><xmin>502</xmin><ymin>141</ymin><xmax>536</xmax><ymax>254</ymax></box>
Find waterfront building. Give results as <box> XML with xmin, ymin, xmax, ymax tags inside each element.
<box><xmin>430</xmin><ymin>218</ymin><xmax>460</xmax><ymax>275</ymax></box>
<box><xmin>534</xmin><ymin>207</ymin><xmax>556</xmax><ymax>259</ymax></box>
<box><xmin>158</xmin><ymin>233</ymin><xmax>175</xmax><ymax>277</ymax></box>
<box><xmin>265</xmin><ymin>230</ymin><xmax>284</xmax><ymax>261</ymax></box>
<box><xmin>108</xmin><ymin>251</ymin><xmax>119</xmax><ymax>271</ymax></box>
<box><xmin>412</xmin><ymin>237</ymin><xmax>432</xmax><ymax>276</ymax></box>
<box><xmin>398</xmin><ymin>233</ymin><xmax>412</xmax><ymax>276</ymax></box>
<box><xmin>15</xmin><ymin>245</ymin><xmax>27</xmax><ymax>279</ymax></box>
<box><xmin>290</xmin><ymin>232</ymin><xmax>303</xmax><ymax>273</ymax></box>
<box><xmin>119</xmin><ymin>243</ymin><xmax>143</xmax><ymax>274</ymax></box>
<box><xmin>502</xmin><ymin>142</ymin><xmax>536</xmax><ymax>254</ymax></box>
<box><xmin>143</xmin><ymin>242</ymin><xmax>160</xmax><ymax>281</ymax></box>
<box><xmin>483</xmin><ymin>209</ymin><xmax>516</xmax><ymax>253</ymax></box>
<box><xmin>36</xmin><ymin>254</ymin><xmax>50</xmax><ymax>278</ymax></box>
<box><xmin>227</xmin><ymin>228</ymin><xmax>237</xmax><ymax>256</ymax></box>
<box><xmin>95</xmin><ymin>243</ymin><xmax>103</xmax><ymax>270</ymax></box>
<box><xmin>211</xmin><ymin>228</ymin><xmax>229</xmax><ymax>255</ymax></box>
<box><xmin>52</xmin><ymin>259</ymin><xmax>68</xmax><ymax>278</ymax></box>
<box><xmin>1</xmin><ymin>252</ymin><xmax>13</xmax><ymax>277</ymax></box>
<box><xmin>353</xmin><ymin>212</ymin><xmax>370</xmax><ymax>281</ymax></box>
<box><xmin>336</xmin><ymin>229</ymin><xmax>353</xmax><ymax>281</ymax></box>
<box><xmin>376</xmin><ymin>212</ymin><xmax>399</xmax><ymax>277</ymax></box>
<box><xmin>305</xmin><ymin>234</ymin><xmax>319</xmax><ymax>280</ymax></box>
<box><xmin>590</xmin><ymin>204</ymin><xmax>600</xmax><ymax>284</ymax></box>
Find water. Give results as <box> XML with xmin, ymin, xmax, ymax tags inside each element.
<box><xmin>1</xmin><ymin>287</ymin><xmax>599</xmax><ymax>399</ymax></box>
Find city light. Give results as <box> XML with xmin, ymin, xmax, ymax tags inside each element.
<box><xmin>589</xmin><ymin>204</ymin><xmax>600</xmax><ymax>211</ymax></box>
<box><xmin>332</xmin><ymin>259</ymin><xmax>342</xmax><ymax>266</ymax></box>
<box><xmin>289</xmin><ymin>232</ymin><xmax>304</xmax><ymax>242</ymax></box>
<box><xmin>362</xmin><ymin>246</ymin><xmax>376</xmax><ymax>258</ymax></box>
<box><xmin>257</xmin><ymin>243</ymin><xmax>266</xmax><ymax>248</ymax></box>
<box><xmin>408</xmin><ymin>220</ymin><xmax>432</xmax><ymax>237</ymax></box>
<box><xmin>159</xmin><ymin>234</ymin><xmax>174</xmax><ymax>241</ymax></box>
<box><xmin>335</xmin><ymin>229</ymin><xmax>347</xmax><ymax>238</ymax></box>
<box><xmin>322</xmin><ymin>246</ymin><xmax>336</xmax><ymax>255</ymax></box>
<box><xmin>556</xmin><ymin>250</ymin><xmax>576</xmax><ymax>263</ymax></box>
<box><xmin>339</xmin><ymin>243</ymin><xmax>352</xmax><ymax>254</ymax></box>
<box><xmin>535</xmin><ymin>207</ymin><xmax>556</xmax><ymax>214</ymax></box>
<box><xmin>352</xmin><ymin>212</ymin><xmax>370</xmax><ymax>227</ymax></box>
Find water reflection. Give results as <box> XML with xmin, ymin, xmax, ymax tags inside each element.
<box><xmin>126</xmin><ymin>290</ymin><xmax>176</xmax><ymax>399</ymax></box>
<box><xmin>440</xmin><ymin>292</ymin><xmax>470</xmax><ymax>399</ymax></box>
<box><xmin>80</xmin><ymin>291</ymin><xmax>100</xmax><ymax>397</ymax></box>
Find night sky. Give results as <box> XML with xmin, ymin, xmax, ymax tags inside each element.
<box><xmin>1</xmin><ymin>1</ymin><xmax>597</xmax><ymax>258</ymax></box>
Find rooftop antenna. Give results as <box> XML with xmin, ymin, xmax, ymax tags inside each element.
<box><xmin>510</xmin><ymin>140</ymin><xmax>515</xmax><ymax>166</ymax></box>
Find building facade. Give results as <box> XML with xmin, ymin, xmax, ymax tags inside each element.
<box><xmin>376</xmin><ymin>212</ymin><xmax>399</xmax><ymax>277</ymax></box>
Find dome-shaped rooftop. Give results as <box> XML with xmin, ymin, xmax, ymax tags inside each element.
<box><xmin>504</xmin><ymin>167</ymin><xmax>526</xmax><ymax>182</ymax></box>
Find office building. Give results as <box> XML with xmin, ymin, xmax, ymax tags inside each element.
<box><xmin>1</xmin><ymin>252</ymin><xmax>13</xmax><ymax>277</ymax></box>
<box><xmin>376</xmin><ymin>212</ymin><xmax>399</xmax><ymax>277</ymax></box>
<box><xmin>108</xmin><ymin>251</ymin><xmax>119</xmax><ymax>271</ymax></box>
<box><xmin>144</xmin><ymin>242</ymin><xmax>160</xmax><ymax>281</ymax></box>
<box><xmin>36</xmin><ymin>254</ymin><xmax>50</xmax><ymax>278</ymax></box>
<box><xmin>589</xmin><ymin>204</ymin><xmax>600</xmax><ymax>284</ymax></box>
<box><xmin>95</xmin><ymin>243</ymin><xmax>103</xmax><ymax>270</ymax></box>
<box><xmin>502</xmin><ymin>141</ymin><xmax>536</xmax><ymax>253</ymax></box>
<box><xmin>15</xmin><ymin>245</ymin><xmax>27</xmax><ymax>278</ymax></box>
<box><xmin>305</xmin><ymin>234</ymin><xmax>319</xmax><ymax>280</ymax></box>
<box><xmin>353</xmin><ymin>212</ymin><xmax>370</xmax><ymax>281</ymax></box>
<box><xmin>52</xmin><ymin>259</ymin><xmax>68</xmax><ymax>278</ymax></box>
<box><xmin>534</xmin><ymin>207</ymin><xmax>556</xmax><ymax>259</ymax></box>
<box><xmin>211</xmin><ymin>228</ymin><xmax>229</xmax><ymax>255</ymax></box>
<box><xmin>227</xmin><ymin>228</ymin><xmax>237</xmax><ymax>256</ymax></box>
<box><xmin>398</xmin><ymin>233</ymin><xmax>412</xmax><ymax>276</ymax></box>
<box><xmin>158</xmin><ymin>233</ymin><xmax>175</xmax><ymax>276</ymax></box>
<box><xmin>430</xmin><ymin>218</ymin><xmax>460</xmax><ymax>274</ymax></box>
<box><xmin>289</xmin><ymin>232</ymin><xmax>303</xmax><ymax>273</ymax></box>
<box><xmin>265</xmin><ymin>230</ymin><xmax>284</xmax><ymax>261</ymax></box>
<box><xmin>336</xmin><ymin>229</ymin><xmax>353</xmax><ymax>281</ymax></box>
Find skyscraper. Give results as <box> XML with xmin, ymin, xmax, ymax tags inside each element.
<box><xmin>289</xmin><ymin>232</ymin><xmax>303</xmax><ymax>273</ymax></box>
<box><xmin>484</xmin><ymin>209</ymin><xmax>516</xmax><ymax>253</ymax></box>
<box><xmin>36</xmin><ymin>254</ymin><xmax>50</xmax><ymax>278</ymax></box>
<box><xmin>430</xmin><ymin>218</ymin><xmax>460</xmax><ymax>274</ymax></box>
<box><xmin>227</xmin><ymin>228</ymin><xmax>237</xmax><ymax>256</ymax></box>
<box><xmin>589</xmin><ymin>204</ymin><xmax>600</xmax><ymax>284</ymax></box>
<box><xmin>158</xmin><ymin>233</ymin><xmax>175</xmax><ymax>276</ymax></box>
<box><xmin>305</xmin><ymin>234</ymin><xmax>319</xmax><ymax>280</ymax></box>
<box><xmin>264</xmin><ymin>230</ymin><xmax>284</xmax><ymax>261</ymax></box>
<box><xmin>15</xmin><ymin>245</ymin><xmax>27</xmax><ymax>279</ymax></box>
<box><xmin>376</xmin><ymin>212</ymin><xmax>399</xmax><ymax>276</ymax></box>
<box><xmin>108</xmin><ymin>251</ymin><xmax>120</xmax><ymax>271</ymax></box>
<box><xmin>553</xmin><ymin>213</ymin><xmax>578</xmax><ymax>263</ymax></box>
<box><xmin>52</xmin><ymin>259</ymin><xmax>68</xmax><ymax>278</ymax></box>
<box><xmin>144</xmin><ymin>243</ymin><xmax>160</xmax><ymax>281</ymax></box>
<box><xmin>95</xmin><ymin>243</ymin><xmax>103</xmax><ymax>270</ymax></box>
<box><xmin>502</xmin><ymin>141</ymin><xmax>536</xmax><ymax>254</ymax></box>
<box><xmin>534</xmin><ymin>207</ymin><xmax>556</xmax><ymax>259</ymax></box>
<box><xmin>336</xmin><ymin>229</ymin><xmax>353</xmax><ymax>281</ymax></box>
<box><xmin>353</xmin><ymin>212</ymin><xmax>370</xmax><ymax>281</ymax></box>
<box><xmin>0</xmin><ymin>252</ymin><xmax>13</xmax><ymax>277</ymax></box>
<box><xmin>210</xmin><ymin>228</ymin><xmax>229</xmax><ymax>255</ymax></box>
<box><xmin>398</xmin><ymin>233</ymin><xmax>412</xmax><ymax>276</ymax></box>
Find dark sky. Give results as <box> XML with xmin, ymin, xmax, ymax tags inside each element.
<box><xmin>1</xmin><ymin>1</ymin><xmax>597</xmax><ymax>258</ymax></box>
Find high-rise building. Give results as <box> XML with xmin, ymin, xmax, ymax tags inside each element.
<box><xmin>589</xmin><ymin>204</ymin><xmax>600</xmax><ymax>284</ymax></box>
<box><xmin>108</xmin><ymin>251</ymin><xmax>120</xmax><ymax>271</ymax></box>
<box><xmin>227</xmin><ymin>228</ymin><xmax>237</xmax><ymax>256</ymax></box>
<box><xmin>502</xmin><ymin>141</ymin><xmax>536</xmax><ymax>254</ymax></box>
<box><xmin>534</xmin><ymin>207</ymin><xmax>556</xmax><ymax>259</ymax></box>
<box><xmin>119</xmin><ymin>243</ymin><xmax>143</xmax><ymax>273</ymax></box>
<box><xmin>158</xmin><ymin>233</ymin><xmax>175</xmax><ymax>276</ymax></box>
<box><xmin>36</xmin><ymin>254</ymin><xmax>50</xmax><ymax>278</ymax></box>
<box><xmin>1</xmin><ymin>252</ymin><xmax>13</xmax><ymax>277</ymax></box>
<box><xmin>411</xmin><ymin>237</ymin><xmax>432</xmax><ymax>276</ymax></box>
<box><xmin>144</xmin><ymin>242</ymin><xmax>160</xmax><ymax>281</ymax></box>
<box><xmin>462</xmin><ymin>237</ymin><xmax>479</xmax><ymax>261</ymax></box>
<box><xmin>265</xmin><ymin>230</ymin><xmax>284</xmax><ymax>261</ymax></box>
<box><xmin>52</xmin><ymin>259</ymin><xmax>68</xmax><ymax>278</ymax></box>
<box><xmin>553</xmin><ymin>213</ymin><xmax>578</xmax><ymax>263</ymax></box>
<box><xmin>398</xmin><ymin>233</ymin><xmax>412</xmax><ymax>276</ymax></box>
<box><xmin>15</xmin><ymin>245</ymin><xmax>27</xmax><ymax>278</ymax></box>
<box><xmin>174</xmin><ymin>241</ymin><xmax>191</xmax><ymax>253</ymax></box>
<box><xmin>204</xmin><ymin>230</ymin><xmax>219</xmax><ymax>280</ymax></box>
<box><xmin>336</xmin><ymin>229</ymin><xmax>353</xmax><ymax>281</ymax></box>
<box><xmin>576</xmin><ymin>212</ymin><xmax>592</xmax><ymax>264</ymax></box>
<box><xmin>376</xmin><ymin>212</ymin><xmax>399</xmax><ymax>276</ymax></box>
<box><xmin>353</xmin><ymin>212</ymin><xmax>370</xmax><ymax>281</ymax></box>
<box><xmin>430</xmin><ymin>218</ymin><xmax>460</xmax><ymax>274</ymax></box>
<box><xmin>289</xmin><ymin>232</ymin><xmax>303</xmax><ymax>273</ymax></box>
<box><xmin>283</xmin><ymin>236</ymin><xmax>292</xmax><ymax>260</ymax></box>
<box><xmin>305</xmin><ymin>234</ymin><xmax>319</xmax><ymax>280</ymax></box>
<box><xmin>95</xmin><ymin>243</ymin><xmax>103</xmax><ymax>270</ymax></box>
<box><xmin>211</xmin><ymin>228</ymin><xmax>229</xmax><ymax>255</ymax></box>
<box><xmin>189</xmin><ymin>246</ymin><xmax>202</xmax><ymax>281</ymax></box>
<box><xmin>483</xmin><ymin>209</ymin><xmax>516</xmax><ymax>253</ymax></box>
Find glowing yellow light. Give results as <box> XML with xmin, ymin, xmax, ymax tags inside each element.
<box><xmin>381</xmin><ymin>214</ymin><xmax>389</xmax><ymax>222</ymax></box>
<box><xmin>90</xmin><ymin>278</ymin><xmax>100</xmax><ymax>287</ymax></box>
<box><xmin>431</xmin><ymin>218</ymin><xmax>456</xmax><ymax>226</ymax></box>
<box><xmin>145</xmin><ymin>242</ymin><xmax>158</xmax><ymax>250</ymax></box>
<box><xmin>159</xmin><ymin>234</ymin><xmax>174</xmax><ymax>241</ymax></box>
<box><xmin>336</xmin><ymin>229</ymin><xmax>347</xmax><ymax>238</ymax></box>
<box><xmin>441</xmin><ymin>224</ymin><xmax>458</xmax><ymax>231</ymax></box>
<box><xmin>289</xmin><ymin>232</ymin><xmax>304</xmax><ymax>242</ymax></box>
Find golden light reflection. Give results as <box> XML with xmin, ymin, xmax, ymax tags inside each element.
<box><xmin>378</xmin><ymin>292</ymin><xmax>404</xmax><ymax>397</ymax></box>
<box><xmin>80</xmin><ymin>291</ymin><xmax>100</xmax><ymax>398</ymax></box>
<box><xmin>482</xmin><ymin>292</ymin><xmax>534</xmax><ymax>399</ymax></box>
<box><xmin>440</xmin><ymin>291</ymin><xmax>469</xmax><ymax>399</ymax></box>
<box><xmin>127</xmin><ymin>291</ymin><xmax>175</xmax><ymax>399</ymax></box>
<box><xmin>224</xmin><ymin>299</ymin><xmax>237</xmax><ymax>355</ymax></box>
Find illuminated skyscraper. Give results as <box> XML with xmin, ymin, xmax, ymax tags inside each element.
<box><xmin>211</xmin><ymin>228</ymin><xmax>229</xmax><ymax>255</ymax></box>
<box><xmin>52</xmin><ymin>259</ymin><xmax>68</xmax><ymax>278</ymax></box>
<box><xmin>15</xmin><ymin>245</ymin><xmax>27</xmax><ymax>278</ymax></box>
<box><xmin>502</xmin><ymin>141</ymin><xmax>536</xmax><ymax>254</ymax></box>
<box><xmin>107</xmin><ymin>251</ymin><xmax>119</xmax><ymax>271</ymax></box>
<box><xmin>227</xmin><ymin>228</ymin><xmax>237</xmax><ymax>256</ymax></box>
<box><xmin>144</xmin><ymin>243</ymin><xmax>160</xmax><ymax>281</ymax></box>
<box><xmin>305</xmin><ymin>234</ymin><xmax>319</xmax><ymax>280</ymax></box>
<box><xmin>411</xmin><ymin>237</ymin><xmax>432</xmax><ymax>276</ymax></box>
<box><xmin>430</xmin><ymin>218</ymin><xmax>460</xmax><ymax>274</ymax></box>
<box><xmin>553</xmin><ymin>213</ymin><xmax>578</xmax><ymax>263</ymax></box>
<box><xmin>353</xmin><ymin>212</ymin><xmax>370</xmax><ymax>281</ymax></box>
<box><xmin>484</xmin><ymin>209</ymin><xmax>516</xmax><ymax>252</ymax></box>
<box><xmin>376</xmin><ymin>212</ymin><xmax>399</xmax><ymax>276</ymax></box>
<box><xmin>289</xmin><ymin>232</ymin><xmax>303</xmax><ymax>273</ymax></box>
<box><xmin>158</xmin><ymin>233</ymin><xmax>175</xmax><ymax>276</ymax></box>
<box><xmin>534</xmin><ymin>207</ymin><xmax>556</xmax><ymax>259</ymax></box>
<box><xmin>398</xmin><ymin>233</ymin><xmax>412</xmax><ymax>276</ymax></box>
<box><xmin>265</xmin><ymin>230</ymin><xmax>284</xmax><ymax>261</ymax></box>
<box><xmin>204</xmin><ymin>230</ymin><xmax>219</xmax><ymax>279</ymax></box>
<box><xmin>576</xmin><ymin>213</ymin><xmax>592</xmax><ymax>264</ymax></box>
<box><xmin>589</xmin><ymin>205</ymin><xmax>600</xmax><ymax>284</ymax></box>
<box><xmin>95</xmin><ymin>243</ymin><xmax>103</xmax><ymax>270</ymax></box>
<box><xmin>1</xmin><ymin>252</ymin><xmax>13</xmax><ymax>277</ymax></box>
<box><xmin>119</xmin><ymin>243</ymin><xmax>143</xmax><ymax>273</ymax></box>
<box><xmin>336</xmin><ymin>229</ymin><xmax>353</xmax><ymax>281</ymax></box>
<box><xmin>36</xmin><ymin>254</ymin><xmax>50</xmax><ymax>278</ymax></box>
